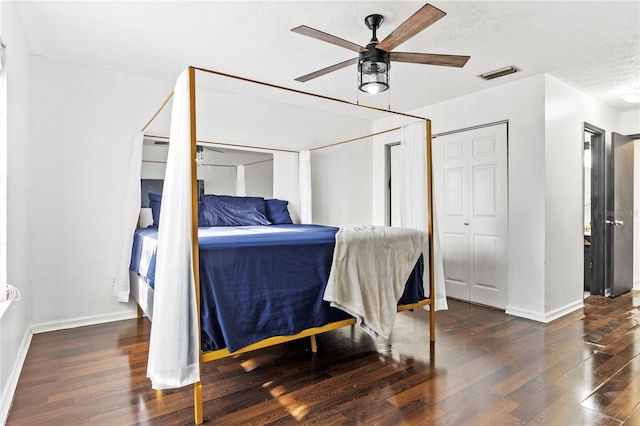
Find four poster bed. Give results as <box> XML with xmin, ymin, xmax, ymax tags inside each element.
<box><xmin>127</xmin><ymin>66</ymin><xmax>438</xmax><ymax>424</ymax></box>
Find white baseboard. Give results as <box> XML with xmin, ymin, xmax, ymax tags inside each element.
<box><xmin>31</xmin><ymin>310</ymin><xmax>137</xmax><ymax>334</ymax></box>
<box><xmin>506</xmin><ymin>299</ymin><xmax>584</xmax><ymax>323</ymax></box>
<box><xmin>505</xmin><ymin>306</ymin><xmax>546</xmax><ymax>322</ymax></box>
<box><xmin>0</xmin><ymin>328</ymin><xmax>32</xmax><ymax>426</ymax></box>
<box><xmin>542</xmin><ymin>299</ymin><xmax>584</xmax><ymax>323</ymax></box>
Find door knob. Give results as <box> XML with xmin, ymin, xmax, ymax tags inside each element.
<box><xmin>605</xmin><ymin>220</ymin><xmax>624</xmax><ymax>226</ymax></box>
<box><xmin>463</xmin><ymin>222</ymin><xmax>469</xmax><ymax>226</ymax></box>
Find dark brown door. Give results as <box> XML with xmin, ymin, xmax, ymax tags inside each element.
<box><xmin>606</xmin><ymin>133</ymin><xmax>634</xmax><ymax>296</ymax></box>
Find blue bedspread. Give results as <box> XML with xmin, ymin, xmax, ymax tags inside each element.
<box><xmin>130</xmin><ymin>224</ymin><xmax>424</xmax><ymax>352</ymax></box>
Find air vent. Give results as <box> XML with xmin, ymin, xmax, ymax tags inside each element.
<box><xmin>479</xmin><ymin>66</ymin><xmax>519</xmax><ymax>81</ymax></box>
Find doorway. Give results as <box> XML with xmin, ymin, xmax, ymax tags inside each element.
<box><xmin>584</xmin><ymin>123</ymin><xmax>636</xmax><ymax>298</ymax></box>
<box><xmin>584</xmin><ymin>123</ymin><xmax>605</xmax><ymax>296</ymax></box>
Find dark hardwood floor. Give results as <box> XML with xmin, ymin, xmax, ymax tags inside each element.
<box><xmin>8</xmin><ymin>293</ymin><xmax>640</xmax><ymax>425</ymax></box>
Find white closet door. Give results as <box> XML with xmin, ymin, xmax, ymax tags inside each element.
<box><xmin>433</xmin><ymin>123</ymin><xmax>508</xmax><ymax>309</ymax></box>
<box><xmin>436</xmin><ymin>136</ymin><xmax>470</xmax><ymax>301</ymax></box>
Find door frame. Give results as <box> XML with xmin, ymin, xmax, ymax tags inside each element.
<box><xmin>432</xmin><ymin>120</ymin><xmax>509</xmax><ymax>308</ymax></box>
<box><xmin>584</xmin><ymin>122</ymin><xmax>606</xmax><ymax>296</ymax></box>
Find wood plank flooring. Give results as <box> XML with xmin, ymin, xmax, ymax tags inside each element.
<box><xmin>7</xmin><ymin>292</ymin><xmax>640</xmax><ymax>425</ymax></box>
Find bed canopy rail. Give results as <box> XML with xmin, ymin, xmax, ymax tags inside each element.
<box><xmin>140</xmin><ymin>65</ymin><xmax>436</xmax><ymax>425</ymax></box>
<box><xmin>309</xmin><ymin>126</ymin><xmax>401</xmax><ymax>151</ymax></box>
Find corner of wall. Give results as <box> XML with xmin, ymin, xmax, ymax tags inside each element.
<box><xmin>0</xmin><ymin>323</ymin><xmax>32</xmax><ymax>425</ymax></box>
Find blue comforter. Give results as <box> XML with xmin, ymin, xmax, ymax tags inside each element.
<box><xmin>130</xmin><ymin>224</ymin><xmax>424</xmax><ymax>352</ymax></box>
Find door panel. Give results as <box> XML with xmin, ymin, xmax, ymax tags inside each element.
<box><xmin>473</xmin><ymin>165</ymin><xmax>497</xmax><ymax>217</ymax></box>
<box><xmin>472</xmin><ymin>234</ymin><xmax>500</xmax><ymax>305</ymax></box>
<box><xmin>442</xmin><ymin>231</ymin><xmax>469</xmax><ymax>299</ymax></box>
<box><xmin>439</xmin><ymin>144</ymin><xmax>470</xmax><ymax>298</ymax></box>
<box><xmin>608</xmin><ymin>133</ymin><xmax>634</xmax><ymax>296</ymax></box>
<box><xmin>444</xmin><ymin>168</ymin><xmax>465</xmax><ymax>216</ymax></box>
<box><xmin>433</xmin><ymin>123</ymin><xmax>508</xmax><ymax>308</ymax></box>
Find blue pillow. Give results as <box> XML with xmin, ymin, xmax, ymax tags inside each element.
<box><xmin>210</xmin><ymin>195</ymin><xmax>268</xmax><ymax>216</ymax></box>
<box><xmin>199</xmin><ymin>194</ymin><xmax>271</xmax><ymax>227</ymax></box>
<box><xmin>148</xmin><ymin>193</ymin><xmax>161</xmax><ymax>228</ymax></box>
<box><xmin>264</xmin><ymin>199</ymin><xmax>293</xmax><ymax>224</ymax></box>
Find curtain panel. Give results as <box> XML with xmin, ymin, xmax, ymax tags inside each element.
<box><xmin>400</xmin><ymin>121</ymin><xmax>448</xmax><ymax>311</ymax></box>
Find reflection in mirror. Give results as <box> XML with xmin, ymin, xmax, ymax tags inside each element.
<box><xmin>196</xmin><ymin>144</ymin><xmax>273</xmax><ymax>197</ymax></box>
<box><xmin>141</xmin><ymin>137</ymin><xmax>274</xmax><ymax>203</ymax></box>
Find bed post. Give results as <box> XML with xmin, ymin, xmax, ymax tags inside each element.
<box><xmin>187</xmin><ymin>66</ymin><xmax>205</xmax><ymax>425</ymax></box>
<box><xmin>425</xmin><ymin>120</ymin><xmax>436</xmax><ymax>342</ymax></box>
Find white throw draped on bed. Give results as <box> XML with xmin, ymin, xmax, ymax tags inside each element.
<box><xmin>324</xmin><ymin>225</ymin><xmax>428</xmax><ymax>339</ymax></box>
<box><xmin>400</xmin><ymin>121</ymin><xmax>448</xmax><ymax>311</ymax></box>
<box><xmin>146</xmin><ymin>69</ymin><xmax>200</xmax><ymax>389</ymax></box>
<box><xmin>114</xmin><ymin>132</ymin><xmax>143</xmax><ymax>302</ymax></box>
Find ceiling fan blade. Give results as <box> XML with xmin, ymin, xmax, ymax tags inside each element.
<box><xmin>376</xmin><ymin>4</ymin><xmax>446</xmax><ymax>52</ymax></box>
<box><xmin>295</xmin><ymin>57</ymin><xmax>359</xmax><ymax>82</ymax></box>
<box><xmin>292</xmin><ymin>25</ymin><xmax>367</xmax><ymax>53</ymax></box>
<box><xmin>390</xmin><ymin>52</ymin><xmax>470</xmax><ymax>67</ymax></box>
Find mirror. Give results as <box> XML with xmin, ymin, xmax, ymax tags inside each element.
<box><xmin>141</xmin><ymin>137</ymin><xmax>274</xmax><ymax>207</ymax></box>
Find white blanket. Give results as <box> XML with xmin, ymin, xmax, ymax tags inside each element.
<box><xmin>324</xmin><ymin>225</ymin><xmax>428</xmax><ymax>339</ymax></box>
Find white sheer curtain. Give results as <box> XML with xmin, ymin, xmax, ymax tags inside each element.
<box><xmin>146</xmin><ymin>69</ymin><xmax>200</xmax><ymax>389</ymax></box>
<box><xmin>236</xmin><ymin>165</ymin><xmax>246</xmax><ymax>196</ymax></box>
<box><xmin>114</xmin><ymin>132</ymin><xmax>143</xmax><ymax>302</ymax></box>
<box><xmin>400</xmin><ymin>121</ymin><xmax>447</xmax><ymax>311</ymax></box>
<box><xmin>299</xmin><ymin>150</ymin><xmax>312</xmax><ymax>224</ymax></box>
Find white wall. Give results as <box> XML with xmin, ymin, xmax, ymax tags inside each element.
<box><xmin>311</xmin><ymin>138</ymin><xmax>373</xmax><ymax>226</ymax></box>
<box><xmin>1</xmin><ymin>2</ymin><xmax>33</xmax><ymax>422</ymax></box>
<box><xmin>193</xmin><ymin>84</ymin><xmax>372</xmax><ymax>152</ymax></box>
<box><xmin>543</xmin><ymin>74</ymin><xmax>623</xmax><ymax>317</ymax></box>
<box><xmin>620</xmin><ymin>110</ymin><xmax>640</xmax><ymax>134</ymax></box>
<box><xmin>272</xmin><ymin>151</ymin><xmax>300</xmax><ymax>223</ymax></box>
<box><xmin>27</xmin><ymin>58</ymin><xmax>175</xmax><ymax>330</ymax></box>
<box><xmin>373</xmin><ymin>75</ymin><xmax>640</xmax><ymax>321</ymax></box>
<box><xmin>373</xmin><ymin>74</ymin><xmax>548</xmax><ymax>320</ymax></box>
<box><xmin>24</xmin><ymin>58</ymin><xmax>377</xmax><ymax>330</ymax></box>
<box><xmin>372</xmin><ymin>73</ymin><xmax>634</xmax><ymax>321</ymax></box>
<box><xmin>245</xmin><ymin>160</ymin><xmax>273</xmax><ymax>198</ymax></box>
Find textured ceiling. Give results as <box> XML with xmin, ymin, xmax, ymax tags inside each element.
<box><xmin>12</xmin><ymin>1</ymin><xmax>640</xmax><ymax>114</ymax></box>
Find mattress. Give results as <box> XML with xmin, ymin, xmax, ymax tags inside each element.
<box><xmin>130</xmin><ymin>224</ymin><xmax>424</xmax><ymax>352</ymax></box>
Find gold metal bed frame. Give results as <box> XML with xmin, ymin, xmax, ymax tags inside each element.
<box><xmin>139</xmin><ymin>66</ymin><xmax>436</xmax><ymax>424</ymax></box>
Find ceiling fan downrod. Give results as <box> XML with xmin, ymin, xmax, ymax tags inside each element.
<box><xmin>364</xmin><ymin>14</ymin><xmax>384</xmax><ymax>42</ymax></box>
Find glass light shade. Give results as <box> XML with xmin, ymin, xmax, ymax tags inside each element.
<box><xmin>359</xmin><ymin>60</ymin><xmax>389</xmax><ymax>94</ymax></box>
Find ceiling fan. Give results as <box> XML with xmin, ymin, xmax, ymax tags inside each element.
<box><xmin>292</xmin><ymin>3</ymin><xmax>470</xmax><ymax>94</ymax></box>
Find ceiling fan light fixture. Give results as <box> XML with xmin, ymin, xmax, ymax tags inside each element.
<box><xmin>479</xmin><ymin>66</ymin><xmax>519</xmax><ymax>81</ymax></box>
<box><xmin>292</xmin><ymin>4</ymin><xmax>470</xmax><ymax>96</ymax></box>
<box><xmin>359</xmin><ymin>59</ymin><xmax>389</xmax><ymax>94</ymax></box>
<box><xmin>358</xmin><ymin>14</ymin><xmax>390</xmax><ymax>95</ymax></box>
